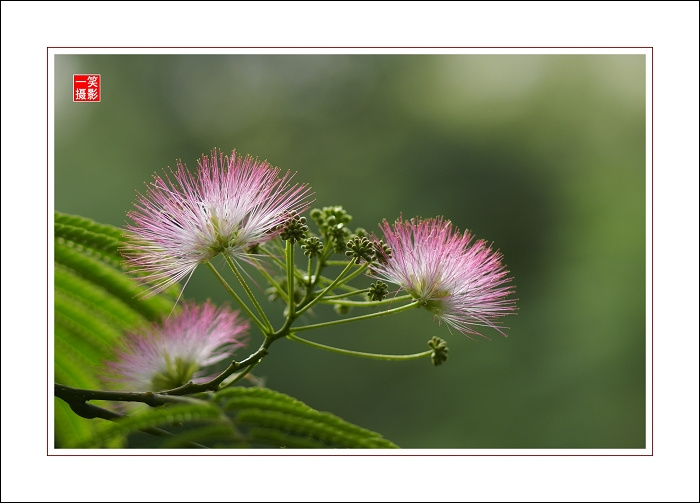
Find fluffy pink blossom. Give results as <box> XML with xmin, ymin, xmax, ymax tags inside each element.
<box><xmin>103</xmin><ymin>301</ymin><xmax>249</xmax><ymax>392</ymax></box>
<box><xmin>123</xmin><ymin>149</ymin><xmax>312</xmax><ymax>296</ymax></box>
<box><xmin>372</xmin><ymin>217</ymin><xmax>516</xmax><ymax>338</ymax></box>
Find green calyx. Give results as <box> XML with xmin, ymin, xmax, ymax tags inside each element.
<box><xmin>420</xmin><ymin>294</ymin><xmax>450</xmax><ymax>314</ymax></box>
<box><xmin>205</xmin><ymin>215</ymin><xmax>239</xmax><ymax>255</ymax></box>
<box><xmin>150</xmin><ymin>355</ymin><xmax>199</xmax><ymax>391</ymax></box>
<box><xmin>408</xmin><ymin>276</ymin><xmax>450</xmax><ymax>314</ymax></box>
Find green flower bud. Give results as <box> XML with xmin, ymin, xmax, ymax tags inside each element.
<box><xmin>333</xmin><ymin>303</ymin><xmax>351</xmax><ymax>315</ymax></box>
<box><xmin>301</xmin><ymin>236</ymin><xmax>323</xmax><ymax>257</ymax></box>
<box><xmin>279</xmin><ymin>212</ymin><xmax>308</xmax><ymax>243</ymax></box>
<box><xmin>428</xmin><ymin>336</ymin><xmax>449</xmax><ymax>366</ymax></box>
<box><xmin>368</xmin><ymin>280</ymin><xmax>389</xmax><ymax>301</ymax></box>
<box><xmin>345</xmin><ymin>236</ymin><xmax>374</xmax><ymax>263</ymax></box>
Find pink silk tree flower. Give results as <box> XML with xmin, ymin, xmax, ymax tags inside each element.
<box><xmin>372</xmin><ymin>217</ymin><xmax>517</xmax><ymax>339</ymax></box>
<box><xmin>123</xmin><ymin>149</ymin><xmax>312</xmax><ymax>296</ymax></box>
<box><xmin>103</xmin><ymin>301</ymin><xmax>249</xmax><ymax>392</ymax></box>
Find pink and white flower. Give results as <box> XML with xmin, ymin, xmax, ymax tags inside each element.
<box><xmin>372</xmin><ymin>217</ymin><xmax>516</xmax><ymax>338</ymax></box>
<box><xmin>123</xmin><ymin>149</ymin><xmax>312</xmax><ymax>296</ymax></box>
<box><xmin>103</xmin><ymin>301</ymin><xmax>249</xmax><ymax>392</ymax></box>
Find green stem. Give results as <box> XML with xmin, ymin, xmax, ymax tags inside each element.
<box><xmin>312</xmin><ymin>243</ymin><xmax>329</xmax><ymax>283</ymax></box>
<box><xmin>307</xmin><ymin>254</ymin><xmax>314</xmax><ymax>287</ymax></box>
<box><xmin>258</xmin><ymin>244</ymin><xmax>307</xmax><ymax>285</ymax></box>
<box><xmin>321</xmin><ymin>294</ymin><xmax>414</xmax><ymax>307</ymax></box>
<box><xmin>294</xmin><ymin>300</ymin><xmax>421</xmax><ymax>332</ymax></box>
<box><xmin>322</xmin><ymin>289</ymin><xmax>369</xmax><ymax>300</ymax></box>
<box><xmin>296</xmin><ymin>260</ymin><xmax>357</xmax><ymax>316</ymax></box>
<box><xmin>324</xmin><ymin>260</ymin><xmax>352</xmax><ymax>266</ymax></box>
<box><xmin>272</xmin><ymin>238</ymin><xmax>286</xmax><ymax>255</ymax></box>
<box><xmin>333</xmin><ymin>262</ymin><xmax>369</xmax><ymax>286</ymax></box>
<box><xmin>260</xmin><ymin>246</ymin><xmax>286</xmax><ymax>269</ymax></box>
<box><xmin>206</xmin><ymin>261</ymin><xmax>267</xmax><ymax>333</ymax></box>
<box><xmin>315</xmin><ymin>262</ymin><xmax>369</xmax><ymax>290</ymax></box>
<box><xmin>286</xmin><ymin>240</ymin><xmax>296</xmax><ymax>317</ymax></box>
<box><xmin>224</xmin><ymin>255</ymin><xmax>273</xmax><ymax>332</ymax></box>
<box><xmin>161</xmin><ymin>342</ymin><xmax>271</xmax><ymax>395</ymax></box>
<box><xmin>219</xmin><ymin>360</ymin><xmax>260</xmax><ymax>389</ymax></box>
<box><xmin>253</xmin><ymin>258</ymin><xmax>288</xmax><ymax>302</ymax></box>
<box><xmin>286</xmin><ymin>333</ymin><xmax>434</xmax><ymax>362</ymax></box>
<box><xmin>319</xmin><ymin>241</ymin><xmax>335</xmax><ymax>264</ymax></box>
<box><xmin>316</xmin><ymin>276</ymin><xmax>357</xmax><ymax>293</ymax></box>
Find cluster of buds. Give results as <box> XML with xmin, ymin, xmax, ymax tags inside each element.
<box><xmin>345</xmin><ymin>236</ymin><xmax>393</xmax><ymax>265</ymax></box>
<box><xmin>345</xmin><ymin>236</ymin><xmax>375</xmax><ymax>263</ymax></box>
<box><xmin>310</xmin><ymin>206</ymin><xmax>354</xmax><ymax>252</ymax></box>
<box><xmin>278</xmin><ymin>211</ymin><xmax>309</xmax><ymax>244</ymax></box>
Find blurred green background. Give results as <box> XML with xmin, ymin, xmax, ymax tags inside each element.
<box><xmin>54</xmin><ymin>54</ymin><xmax>646</xmax><ymax>448</ymax></box>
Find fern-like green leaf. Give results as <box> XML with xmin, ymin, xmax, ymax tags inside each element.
<box><xmin>77</xmin><ymin>403</ymin><xmax>223</xmax><ymax>448</ymax></box>
<box><xmin>216</xmin><ymin>387</ymin><xmax>398</xmax><ymax>448</ymax></box>
<box><xmin>55</xmin><ymin>264</ymin><xmax>146</xmax><ymax>330</ymax></box>
<box><xmin>214</xmin><ymin>387</ymin><xmax>396</xmax><ymax>447</ymax></box>
<box><xmin>235</xmin><ymin>408</ymin><xmax>396</xmax><ymax>448</ymax></box>
<box><xmin>54</xmin><ymin>243</ymin><xmax>174</xmax><ymax>321</ymax></box>
<box><xmin>54</xmin><ymin>212</ymin><xmax>124</xmax><ymax>258</ymax></box>
<box><xmin>53</xmin><ymin>212</ymin><xmax>178</xmax><ymax>448</ymax></box>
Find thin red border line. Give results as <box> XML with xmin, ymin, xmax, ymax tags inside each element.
<box><xmin>47</xmin><ymin>47</ymin><xmax>653</xmax><ymax>456</ymax></box>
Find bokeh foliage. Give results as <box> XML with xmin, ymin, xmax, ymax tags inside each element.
<box><xmin>54</xmin><ymin>54</ymin><xmax>646</xmax><ymax>448</ymax></box>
